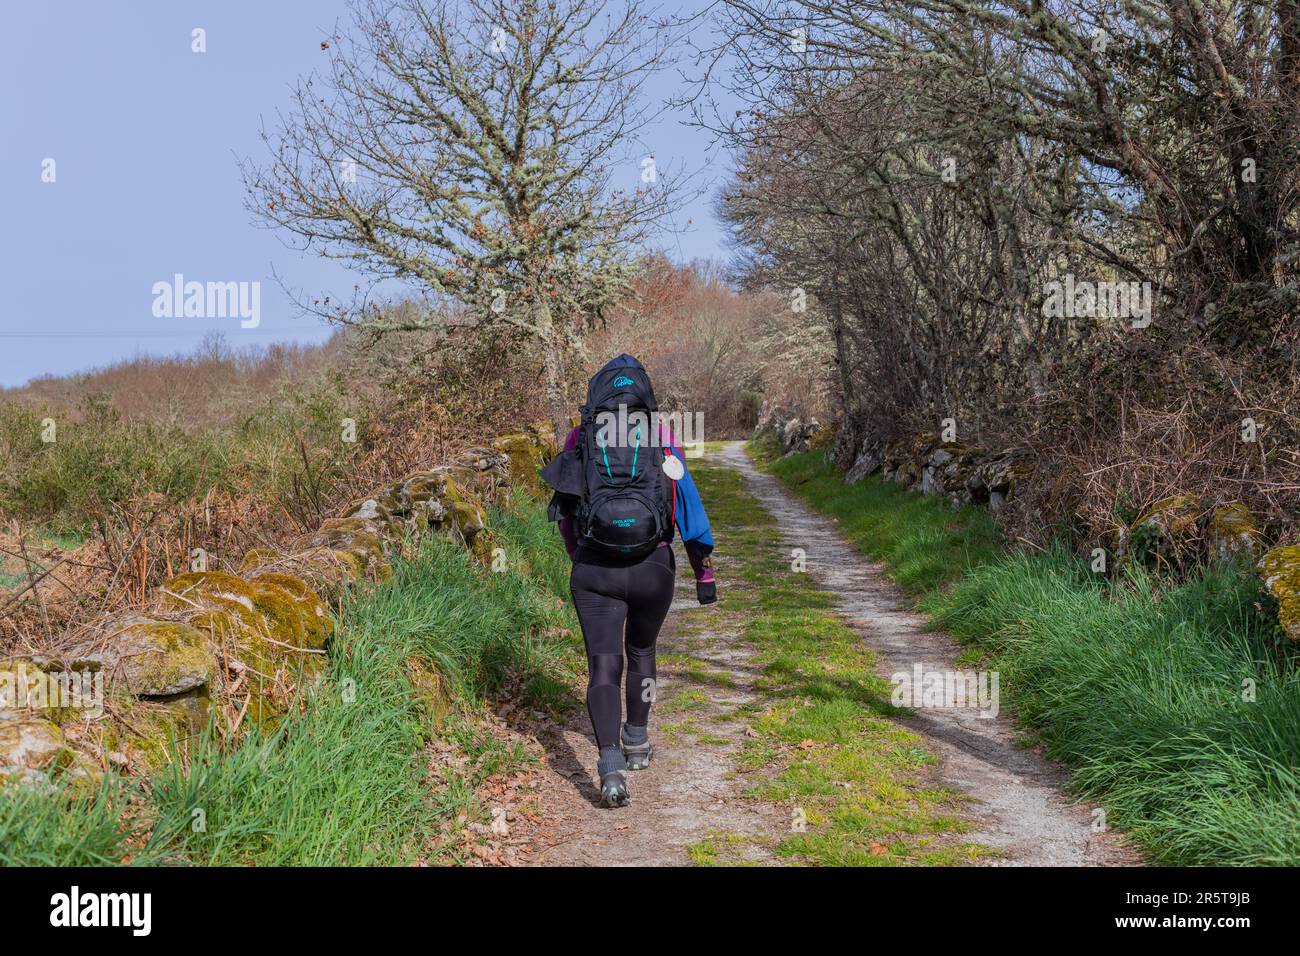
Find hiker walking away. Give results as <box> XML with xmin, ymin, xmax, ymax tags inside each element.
<box><xmin>541</xmin><ymin>354</ymin><xmax>717</xmax><ymax>808</ymax></box>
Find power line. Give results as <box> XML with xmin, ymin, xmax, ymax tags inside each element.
<box><xmin>0</xmin><ymin>329</ymin><xmax>329</xmax><ymax>339</ymax></box>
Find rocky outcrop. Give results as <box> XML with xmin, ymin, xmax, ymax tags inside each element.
<box><xmin>0</xmin><ymin>424</ymin><xmax>556</xmax><ymax>787</ymax></box>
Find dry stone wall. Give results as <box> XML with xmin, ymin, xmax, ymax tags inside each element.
<box><xmin>0</xmin><ymin>423</ymin><xmax>556</xmax><ymax>787</ymax></box>
<box><xmin>763</xmin><ymin>418</ymin><xmax>1298</xmax><ymax>643</ymax></box>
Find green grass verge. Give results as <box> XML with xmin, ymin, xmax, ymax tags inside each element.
<box><xmin>0</xmin><ymin>499</ymin><xmax>580</xmax><ymax>866</ymax></box>
<box><xmin>679</xmin><ymin>457</ymin><xmax>987</xmax><ymax>866</ymax></box>
<box><xmin>759</xmin><ymin>442</ymin><xmax>1300</xmax><ymax>866</ymax></box>
<box><xmin>762</xmin><ymin>442</ymin><xmax>1003</xmax><ymax>593</ymax></box>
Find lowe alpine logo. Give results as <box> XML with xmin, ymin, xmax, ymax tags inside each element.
<box><xmin>612</xmin><ymin>517</ymin><xmax>637</xmax><ymax>527</ymax></box>
<box><xmin>611</xmin><ymin>376</ymin><xmax>635</xmax><ymax>388</ymax></box>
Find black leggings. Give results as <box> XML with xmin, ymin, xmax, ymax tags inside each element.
<box><xmin>570</xmin><ymin>546</ymin><xmax>676</xmax><ymax>750</ymax></box>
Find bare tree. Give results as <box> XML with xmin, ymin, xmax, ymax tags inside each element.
<box><xmin>244</xmin><ymin>0</ymin><xmax>679</xmax><ymax>440</ymax></box>
<box><xmin>705</xmin><ymin>0</ymin><xmax>1300</xmax><ymax>329</ymax></box>
<box><xmin>699</xmin><ymin>0</ymin><xmax>1300</xmax><ymax>542</ymax></box>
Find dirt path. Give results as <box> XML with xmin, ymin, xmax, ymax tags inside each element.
<box><xmin>507</xmin><ymin>442</ymin><xmax>1138</xmax><ymax>866</ymax></box>
<box><xmin>519</xmin><ymin>564</ymin><xmax>786</xmax><ymax>866</ymax></box>
<box><xmin>718</xmin><ymin>441</ymin><xmax>1139</xmax><ymax>866</ymax></box>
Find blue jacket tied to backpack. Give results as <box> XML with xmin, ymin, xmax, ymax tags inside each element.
<box><xmin>543</xmin><ymin>354</ymin><xmax>715</xmax><ymax>583</ymax></box>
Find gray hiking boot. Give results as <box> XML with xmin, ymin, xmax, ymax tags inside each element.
<box><xmin>597</xmin><ymin>745</ymin><xmax>630</xmax><ymax>808</ymax></box>
<box><xmin>622</xmin><ymin>722</ymin><xmax>653</xmax><ymax>771</ymax></box>
<box><xmin>599</xmin><ymin>770</ymin><xmax>630</xmax><ymax>808</ymax></box>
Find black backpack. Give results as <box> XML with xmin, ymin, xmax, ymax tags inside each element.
<box><xmin>542</xmin><ymin>361</ymin><xmax>672</xmax><ymax>559</ymax></box>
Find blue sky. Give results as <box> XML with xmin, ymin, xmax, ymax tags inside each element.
<box><xmin>0</xmin><ymin>1</ymin><xmax>730</xmax><ymax>387</ymax></box>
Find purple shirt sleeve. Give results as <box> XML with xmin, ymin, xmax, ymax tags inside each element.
<box><xmin>558</xmin><ymin>426</ymin><xmax>580</xmax><ymax>559</ymax></box>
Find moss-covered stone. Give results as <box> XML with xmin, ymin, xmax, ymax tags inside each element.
<box><xmin>938</xmin><ymin>446</ymin><xmax>983</xmax><ymax>506</ymax></box>
<box><xmin>407</xmin><ymin>657</ymin><xmax>450</xmax><ymax>730</ymax></box>
<box><xmin>493</xmin><ymin>432</ymin><xmax>548</xmax><ymax>492</ymax></box>
<box><xmin>1257</xmin><ymin>544</ymin><xmax>1300</xmax><ymax>641</ymax></box>
<box><xmin>184</xmin><ymin>602</ymin><xmax>326</xmax><ymax>727</ymax></box>
<box><xmin>346</xmin><ymin>492</ymin><xmax>411</xmax><ymax>538</ymax></box>
<box><xmin>60</xmin><ymin>752</ymin><xmax>105</xmax><ymax>790</ymax></box>
<box><xmin>403</xmin><ymin>471</ymin><xmax>454</xmax><ymax>521</ymax></box>
<box><xmin>91</xmin><ymin>694</ymin><xmax>204</xmax><ymax>772</ymax></box>
<box><xmin>909</xmin><ymin>431</ymin><xmax>940</xmax><ymax>459</ymax></box>
<box><xmin>185</xmin><ymin>607</ymin><xmax>248</xmax><ymax>645</ymax></box>
<box><xmin>160</xmin><ymin>569</ymin><xmax>331</xmax><ymax>651</ymax></box>
<box><xmin>1207</xmin><ymin>502</ymin><xmax>1260</xmax><ymax>564</ymax></box>
<box><xmin>458</xmin><ymin>445</ymin><xmax>511</xmax><ymax>477</ymax></box>
<box><xmin>160</xmin><ymin>569</ymin><xmax>260</xmax><ymax>614</ymax></box>
<box><xmin>470</xmin><ymin>527</ymin><xmax>496</xmax><ymax>568</ymax></box>
<box><xmin>1134</xmin><ymin>495</ymin><xmax>1204</xmax><ymax>536</ymax></box>
<box><xmin>1123</xmin><ymin>494</ymin><xmax>1206</xmax><ymax>570</ymax></box>
<box><xmin>929</xmin><ymin>443</ymin><xmax>961</xmax><ymax>467</ymax></box>
<box><xmin>157</xmin><ymin>686</ymin><xmax>211</xmax><ymax>736</ymax></box>
<box><xmin>0</xmin><ymin>716</ymin><xmax>72</xmax><ymax>785</ymax></box>
<box><xmin>808</xmin><ymin>423</ymin><xmax>835</xmax><ymax>452</ymax></box>
<box><xmin>882</xmin><ymin>438</ymin><xmax>909</xmax><ymax>471</ymax></box>
<box><xmin>158</xmin><ymin>569</ymin><xmax>332</xmax><ymax>725</ymax></box>
<box><xmin>526</xmin><ymin>419</ymin><xmax>559</xmax><ymax>459</ymax></box>
<box><xmin>0</xmin><ymin>656</ymin><xmax>95</xmax><ymax>721</ymax></box>
<box><xmin>392</xmin><ymin>469</ymin><xmax>488</xmax><ymax>549</ymax></box>
<box><xmin>70</xmin><ymin>614</ymin><xmax>216</xmax><ymax>697</ymax></box>
<box><xmin>297</xmin><ymin>521</ymin><xmax>390</xmax><ymax>579</ymax></box>
<box><xmin>239</xmin><ymin>545</ymin><xmax>367</xmax><ymax>602</ymax></box>
<box><xmin>448</xmin><ymin>500</ymin><xmax>486</xmax><ymax>544</ymax></box>
<box><xmin>248</xmin><ymin>572</ymin><xmax>333</xmax><ymax>648</ymax></box>
<box><xmin>315</xmin><ymin>516</ymin><xmax>388</xmax><ymax>549</ymax></box>
<box><xmin>980</xmin><ymin>454</ymin><xmax>1031</xmax><ymax>497</ymax></box>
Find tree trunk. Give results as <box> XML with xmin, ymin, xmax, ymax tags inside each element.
<box><xmin>826</xmin><ymin>277</ymin><xmax>860</xmax><ymax>469</ymax></box>
<box><xmin>536</xmin><ymin>300</ymin><xmax>570</xmax><ymax>447</ymax></box>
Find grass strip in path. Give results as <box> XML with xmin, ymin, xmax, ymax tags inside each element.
<box><xmin>680</xmin><ymin>452</ymin><xmax>987</xmax><ymax>865</ymax></box>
